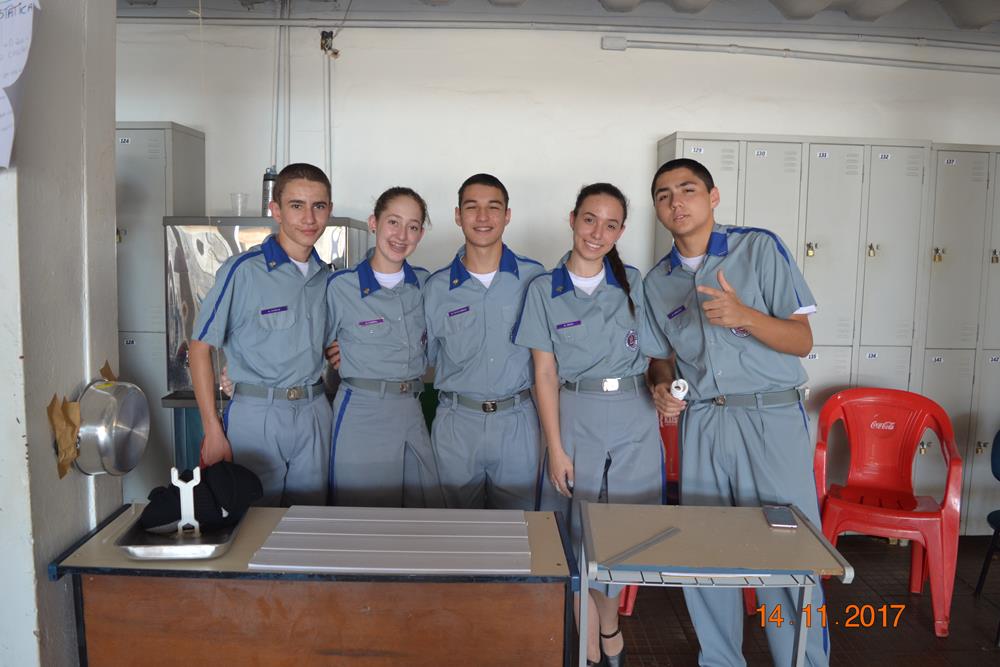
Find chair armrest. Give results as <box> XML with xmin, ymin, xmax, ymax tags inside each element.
<box><xmin>814</xmin><ymin>433</ymin><xmax>829</xmax><ymax>512</ymax></box>
<box><xmin>939</xmin><ymin>436</ymin><xmax>963</xmax><ymax>520</ymax></box>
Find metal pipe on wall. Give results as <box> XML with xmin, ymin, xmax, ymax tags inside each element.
<box><xmin>601</xmin><ymin>35</ymin><xmax>1000</xmax><ymax>75</ymax></box>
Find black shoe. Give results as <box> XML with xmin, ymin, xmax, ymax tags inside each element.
<box><xmin>600</xmin><ymin>626</ymin><xmax>626</xmax><ymax>667</ymax></box>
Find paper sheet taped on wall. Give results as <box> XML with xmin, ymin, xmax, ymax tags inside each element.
<box><xmin>0</xmin><ymin>0</ymin><xmax>40</xmax><ymax>168</ymax></box>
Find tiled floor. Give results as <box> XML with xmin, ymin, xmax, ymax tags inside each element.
<box><xmin>619</xmin><ymin>535</ymin><xmax>1000</xmax><ymax>666</ymax></box>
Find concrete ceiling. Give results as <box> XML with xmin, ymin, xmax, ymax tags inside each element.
<box><xmin>117</xmin><ymin>0</ymin><xmax>1000</xmax><ymax>45</ymax></box>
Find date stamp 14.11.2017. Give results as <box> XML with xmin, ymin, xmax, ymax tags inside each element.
<box><xmin>755</xmin><ymin>603</ymin><xmax>906</xmax><ymax>629</ymax></box>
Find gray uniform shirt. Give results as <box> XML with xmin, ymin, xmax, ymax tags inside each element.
<box><xmin>643</xmin><ymin>224</ymin><xmax>815</xmax><ymax>400</ymax></box>
<box><xmin>513</xmin><ymin>253</ymin><xmax>666</xmax><ymax>382</ymax></box>
<box><xmin>326</xmin><ymin>258</ymin><xmax>429</xmax><ymax>382</ymax></box>
<box><xmin>193</xmin><ymin>234</ymin><xmax>330</xmax><ymax>388</ymax></box>
<box><xmin>424</xmin><ymin>245</ymin><xmax>545</xmax><ymax>400</ymax></box>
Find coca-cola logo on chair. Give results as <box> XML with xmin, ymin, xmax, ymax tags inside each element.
<box><xmin>870</xmin><ymin>420</ymin><xmax>896</xmax><ymax>432</ymax></box>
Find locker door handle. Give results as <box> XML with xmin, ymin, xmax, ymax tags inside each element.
<box><xmin>867</xmin><ymin>243</ymin><xmax>879</xmax><ymax>257</ymax></box>
<box><xmin>806</xmin><ymin>242</ymin><xmax>818</xmax><ymax>257</ymax></box>
<box><xmin>991</xmin><ymin>249</ymin><xmax>999</xmax><ymax>264</ymax></box>
<box><xmin>933</xmin><ymin>247</ymin><xmax>945</xmax><ymax>262</ymax></box>
<box><xmin>976</xmin><ymin>441</ymin><xmax>989</xmax><ymax>454</ymax></box>
<box><xmin>917</xmin><ymin>441</ymin><xmax>927</xmax><ymax>455</ymax></box>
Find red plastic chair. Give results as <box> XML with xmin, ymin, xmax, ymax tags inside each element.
<box><xmin>619</xmin><ymin>418</ymin><xmax>680</xmax><ymax>617</ymax></box>
<box><xmin>813</xmin><ymin>388</ymin><xmax>962</xmax><ymax>637</ymax></box>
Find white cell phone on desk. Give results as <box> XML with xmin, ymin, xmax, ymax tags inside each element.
<box><xmin>762</xmin><ymin>504</ymin><xmax>798</xmax><ymax>529</ymax></box>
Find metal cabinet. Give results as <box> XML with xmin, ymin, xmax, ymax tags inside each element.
<box><xmin>962</xmin><ymin>351</ymin><xmax>1000</xmax><ymax>534</ymax></box>
<box><xmin>743</xmin><ymin>141</ymin><xmax>803</xmax><ymax>254</ymax></box>
<box><xmin>860</xmin><ymin>146</ymin><xmax>925</xmax><ymax>347</ymax></box>
<box><xmin>983</xmin><ymin>154</ymin><xmax>1000</xmax><ymax>350</ymax></box>
<box><xmin>926</xmin><ymin>151</ymin><xmax>989</xmax><ymax>349</ymax></box>
<box><xmin>856</xmin><ymin>346</ymin><xmax>911</xmax><ymax>391</ymax></box>
<box><xmin>802</xmin><ymin>346</ymin><xmax>853</xmax><ymax>487</ymax></box>
<box><xmin>115</xmin><ymin>122</ymin><xmax>205</xmax><ymax>503</ymax></box>
<box><xmin>915</xmin><ymin>349</ymin><xmax>975</xmax><ymax>503</ymax></box>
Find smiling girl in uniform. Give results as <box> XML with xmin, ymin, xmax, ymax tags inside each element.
<box><xmin>514</xmin><ymin>183</ymin><xmax>667</xmax><ymax>667</ymax></box>
<box><xmin>325</xmin><ymin>187</ymin><xmax>443</xmax><ymax>508</ymax></box>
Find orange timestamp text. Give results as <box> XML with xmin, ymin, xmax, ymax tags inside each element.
<box><xmin>755</xmin><ymin>603</ymin><xmax>906</xmax><ymax>628</ymax></box>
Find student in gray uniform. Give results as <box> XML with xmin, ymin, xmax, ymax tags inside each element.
<box><xmin>644</xmin><ymin>158</ymin><xmax>828</xmax><ymax>667</ymax></box>
<box><xmin>514</xmin><ymin>183</ymin><xmax>667</xmax><ymax>667</ymax></box>
<box><xmin>423</xmin><ymin>173</ymin><xmax>545</xmax><ymax>510</ymax></box>
<box><xmin>190</xmin><ymin>163</ymin><xmax>332</xmax><ymax>506</ymax></box>
<box><xmin>325</xmin><ymin>187</ymin><xmax>443</xmax><ymax>508</ymax></box>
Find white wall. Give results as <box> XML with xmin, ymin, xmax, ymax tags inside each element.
<box><xmin>117</xmin><ymin>26</ymin><xmax>1000</xmax><ymax>272</ymax></box>
<box><xmin>0</xmin><ymin>1</ymin><xmax>119</xmax><ymax>665</ymax></box>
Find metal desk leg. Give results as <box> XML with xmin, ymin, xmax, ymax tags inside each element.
<box><xmin>792</xmin><ymin>581</ymin><xmax>812</xmax><ymax>667</ymax></box>
<box><xmin>578</xmin><ymin>537</ymin><xmax>589</xmax><ymax>667</ymax></box>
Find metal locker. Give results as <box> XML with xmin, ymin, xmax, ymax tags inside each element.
<box><xmin>964</xmin><ymin>351</ymin><xmax>1000</xmax><ymax>534</ymax></box>
<box><xmin>802</xmin><ymin>346</ymin><xmax>853</xmax><ymax>488</ymax></box>
<box><xmin>983</xmin><ymin>153</ymin><xmax>1000</xmax><ymax>349</ymax></box>
<box><xmin>743</xmin><ymin>142</ymin><xmax>802</xmax><ymax>253</ymax></box>
<box><xmin>680</xmin><ymin>139</ymin><xmax>741</xmax><ymax>226</ymax></box>
<box><xmin>119</xmin><ymin>332</ymin><xmax>172</xmax><ymax>502</ymax></box>
<box><xmin>802</xmin><ymin>144</ymin><xmax>864</xmax><ymax>346</ymax></box>
<box><xmin>926</xmin><ymin>151</ymin><xmax>989</xmax><ymax>348</ymax></box>
<box><xmin>860</xmin><ymin>146</ymin><xmax>925</xmax><ymax>346</ymax></box>
<box><xmin>856</xmin><ymin>346</ymin><xmax>911</xmax><ymax>391</ymax></box>
<box><xmin>116</xmin><ymin>128</ymin><xmax>168</xmax><ymax>333</ymax></box>
<box><xmin>915</xmin><ymin>349</ymin><xmax>974</xmax><ymax>504</ymax></box>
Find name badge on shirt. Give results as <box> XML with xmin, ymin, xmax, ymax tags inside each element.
<box><xmin>667</xmin><ymin>305</ymin><xmax>686</xmax><ymax>320</ymax></box>
<box><xmin>448</xmin><ymin>306</ymin><xmax>470</xmax><ymax>317</ymax></box>
<box><xmin>359</xmin><ymin>318</ymin><xmax>385</xmax><ymax>326</ymax></box>
<box><xmin>556</xmin><ymin>320</ymin><xmax>582</xmax><ymax>330</ymax></box>
<box><xmin>260</xmin><ymin>306</ymin><xmax>289</xmax><ymax>315</ymax></box>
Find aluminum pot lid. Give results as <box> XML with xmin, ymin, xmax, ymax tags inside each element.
<box><xmin>76</xmin><ymin>380</ymin><xmax>150</xmax><ymax>475</ymax></box>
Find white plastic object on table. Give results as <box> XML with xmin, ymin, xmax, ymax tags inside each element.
<box><xmin>171</xmin><ymin>466</ymin><xmax>201</xmax><ymax>536</ymax></box>
<box><xmin>670</xmin><ymin>379</ymin><xmax>689</xmax><ymax>400</ymax></box>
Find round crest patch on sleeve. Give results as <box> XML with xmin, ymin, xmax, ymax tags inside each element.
<box><xmin>625</xmin><ymin>328</ymin><xmax>638</xmax><ymax>350</ymax></box>
<box><xmin>730</xmin><ymin>327</ymin><xmax>751</xmax><ymax>338</ymax></box>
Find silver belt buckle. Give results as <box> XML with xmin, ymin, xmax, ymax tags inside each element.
<box><xmin>602</xmin><ymin>378</ymin><xmax>620</xmax><ymax>392</ymax></box>
<box><xmin>286</xmin><ymin>386</ymin><xmax>304</xmax><ymax>400</ymax></box>
<box><xmin>398</xmin><ymin>382</ymin><xmax>412</xmax><ymax>393</ymax></box>
<box><xmin>482</xmin><ymin>400</ymin><xmax>498</xmax><ymax>413</ymax></box>
<box><xmin>712</xmin><ymin>395</ymin><xmax>726</xmax><ymax>406</ymax></box>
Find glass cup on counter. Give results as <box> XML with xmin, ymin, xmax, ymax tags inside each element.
<box><xmin>230</xmin><ymin>192</ymin><xmax>249</xmax><ymax>216</ymax></box>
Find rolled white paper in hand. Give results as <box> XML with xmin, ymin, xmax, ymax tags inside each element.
<box><xmin>670</xmin><ymin>379</ymin><xmax>689</xmax><ymax>400</ymax></box>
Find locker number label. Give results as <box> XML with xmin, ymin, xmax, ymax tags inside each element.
<box><xmin>690</xmin><ymin>146</ymin><xmax>705</xmax><ymax>154</ymax></box>
<box><xmin>878</xmin><ymin>153</ymin><xmax>891</xmax><ymax>160</ymax></box>
<box><xmin>931</xmin><ymin>356</ymin><xmax>944</xmax><ymax>364</ymax></box>
<box><xmin>807</xmin><ymin>352</ymin><xmax>819</xmax><ymax>360</ymax></box>
<box><xmin>754</xmin><ymin>149</ymin><xmax>768</xmax><ymax>158</ymax></box>
<box><xmin>866</xmin><ymin>352</ymin><xmax>879</xmax><ymax>359</ymax></box>
<box><xmin>816</xmin><ymin>151</ymin><xmax>830</xmax><ymax>159</ymax></box>
<box><xmin>944</xmin><ymin>158</ymin><xmax>957</xmax><ymax>166</ymax></box>
<box><xmin>119</xmin><ymin>137</ymin><xmax>130</xmax><ymax>144</ymax></box>
<box><xmin>124</xmin><ymin>338</ymin><xmax>135</xmax><ymax>346</ymax></box>
<box><xmin>990</xmin><ymin>355</ymin><xmax>1000</xmax><ymax>364</ymax></box>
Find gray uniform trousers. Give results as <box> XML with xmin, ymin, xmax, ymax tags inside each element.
<box><xmin>224</xmin><ymin>393</ymin><xmax>331</xmax><ymax>507</ymax></box>
<box><xmin>329</xmin><ymin>384</ymin><xmax>444</xmax><ymax>508</ymax></box>
<box><xmin>433</xmin><ymin>393</ymin><xmax>541</xmax><ymax>510</ymax></box>
<box><xmin>680</xmin><ymin>399</ymin><xmax>830</xmax><ymax>667</ymax></box>
<box><xmin>540</xmin><ymin>387</ymin><xmax>666</xmax><ymax>597</ymax></box>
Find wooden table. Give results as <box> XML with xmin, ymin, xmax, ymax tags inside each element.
<box><xmin>51</xmin><ymin>505</ymin><xmax>575</xmax><ymax>666</ymax></box>
<box><xmin>577</xmin><ymin>502</ymin><xmax>853</xmax><ymax>667</ymax></box>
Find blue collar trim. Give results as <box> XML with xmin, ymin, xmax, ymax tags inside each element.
<box><xmin>357</xmin><ymin>258</ymin><xmax>419</xmax><ymax>298</ymax></box>
<box><xmin>665</xmin><ymin>230</ymin><xmax>728</xmax><ymax>275</ymax></box>
<box><xmin>550</xmin><ymin>255</ymin><xmax>621</xmax><ymax>297</ymax></box>
<box><xmin>262</xmin><ymin>234</ymin><xmax>322</xmax><ymax>272</ymax></box>
<box><xmin>448</xmin><ymin>244</ymin><xmax>519</xmax><ymax>290</ymax></box>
